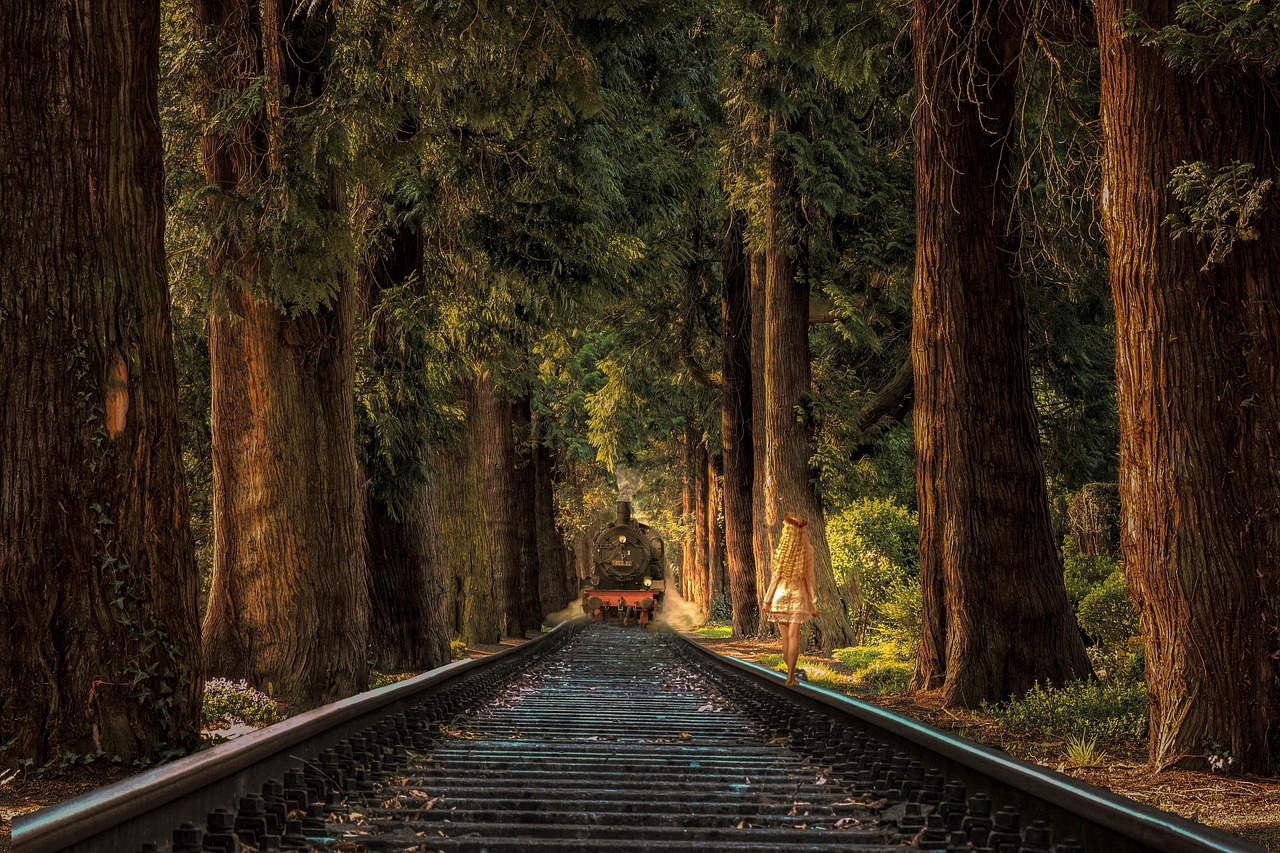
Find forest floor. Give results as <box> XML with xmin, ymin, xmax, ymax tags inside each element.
<box><xmin>691</xmin><ymin>632</ymin><xmax>1280</xmax><ymax>852</ymax></box>
<box><xmin>4</xmin><ymin>629</ymin><xmax>1277</xmax><ymax>851</ymax></box>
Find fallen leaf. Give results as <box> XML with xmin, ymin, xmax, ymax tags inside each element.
<box><xmin>681</xmin><ymin>732</ymin><xmax>691</xmax><ymax>739</ymax></box>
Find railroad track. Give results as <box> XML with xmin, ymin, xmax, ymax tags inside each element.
<box><xmin>14</xmin><ymin>621</ymin><xmax>1262</xmax><ymax>853</ymax></box>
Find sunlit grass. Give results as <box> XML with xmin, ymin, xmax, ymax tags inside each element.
<box><xmin>1063</xmin><ymin>733</ymin><xmax>1105</xmax><ymax>767</ymax></box>
<box><xmin>693</xmin><ymin>623</ymin><xmax>733</xmax><ymax>639</ymax></box>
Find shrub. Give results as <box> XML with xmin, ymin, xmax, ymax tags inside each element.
<box><xmin>1078</xmin><ymin>568</ymin><xmax>1139</xmax><ymax>654</ymax></box>
<box><xmin>450</xmin><ymin>639</ymin><xmax>467</xmax><ymax>659</ymax></box>
<box><xmin>1062</xmin><ymin>537</ymin><xmax>1120</xmax><ymax>609</ymax></box>
<box><xmin>869</xmin><ymin>576</ymin><xmax>922</xmax><ymax>658</ymax></box>
<box><xmin>202</xmin><ymin>678</ymin><xmax>284</xmax><ymax>729</ymax></box>
<box><xmin>984</xmin><ymin>679</ymin><xmax>1147</xmax><ymax>743</ymax></box>
<box><xmin>709</xmin><ymin>592</ymin><xmax>733</xmax><ymax>623</ymax></box>
<box><xmin>828</xmin><ymin>498</ymin><xmax>918</xmax><ymax>639</ymax></box>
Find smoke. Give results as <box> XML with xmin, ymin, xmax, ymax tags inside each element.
<box><xmin>614</xmin><ymin>465</ymin><xmax>640</xmax><ymax>503</ymax></box>
<box><xmin>543</xmin><ymin>600</ymin><xmax>586</xmax><ymax>628</ymax></box>
<box><xmin>654</xmin><ymin>585</ymin><xmax>705</xmax><ymax>633</ymax></box>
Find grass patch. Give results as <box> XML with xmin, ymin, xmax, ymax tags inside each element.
<box><xmin>693</xmin><ymin>623</ymin><xmax>733</xmax><ymax>639</ymax></box>
<box><xmin>832</xmin><ymin>644</ymin><xmax>912</xmax><ymax>694</ymax></box>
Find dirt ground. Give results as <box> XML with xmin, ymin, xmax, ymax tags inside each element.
<box><xmin>5</xmin><ymin>629</ymin><xmax>1277</xmax><ymax>851</ymax></box>
<box><xmin>693</xmin><ymin>633</ymin><xmax>1280</xmax><ymax>852</ymax></box>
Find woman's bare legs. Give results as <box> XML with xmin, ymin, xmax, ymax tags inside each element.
<box><xmin>781</xmin><ymin>622</ymin><xmax>802</xmax><ymax>685</ymax></box>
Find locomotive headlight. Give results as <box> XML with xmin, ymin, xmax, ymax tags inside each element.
<box><xmin>643</xmin><ymin>576</ymin><xmax>652</xmax><ymax>588</ymax></box>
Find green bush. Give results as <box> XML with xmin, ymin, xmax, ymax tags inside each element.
<box><xmin>1078</xmin><ymin>568</ymin><xmax>1138</xmax><ymax>653</ymax></box>
<box><xmin>202</xmin><ymin>678</ymin><xmax>284</xmax><ymax>729</ymax></box>
<box><xmin>828</xmin><ymin>498</ymin><xmax>918</xmax><ymax>639</ymax></box>
<box><xmin>984</xmin><ymin>679</ymin><xmax>1147</xmax><ymax>742</ymax></box>
<box><xmin>869</xmin><ymin>576</ymin><xmax>922</xmax><ymax>658</ymax></box>
<box><xmin>1062</xmin><ymin>537</ymin><xmax>1121</xmax><ymax>609</ymax></box>
<box><xmin>709</xmin><ymin>592</ymin><xmax>733</xmax><ymax>623</ymax></box>
<box><xmin>450</xmin><ymin>639</ymin><xmax>467</xmax><ymax>659</ymax></box>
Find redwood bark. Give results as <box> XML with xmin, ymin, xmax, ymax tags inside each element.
<box><xmin>198</xmin><ymin>0</ymin><xmax>368</xmax><ymax>709</ymax></box>
<box><xmin>707</xmin><ymin>454</ymin><xmax>727</xmax><ymax>607</ymax></box>
<box><xmin>681</xmin><ymin>428</ymin><xmax>696</xmax><ymax>600</ymax></box>
<box><xmin>692</xmin><ymin>438</ymin><xmax>710</xmax><ymax>615</ymax></box>
<box><xmin>763</xmin><ymin>123</ymin><xmax>854</xmax><ymax>650</ymax></box>
<box><xmin>434</xmin><ymin>406</ymin><xmax>498</xmax><ymax>645</ymax></box>
<box><xmin>512</xmin><ymin>396</ymin><xmax>543</xmax><ymax>632</ymax></box>
<box><xmin>533</xmin><ymin>423</ymin><xmax>571</xmax><ymax>615</ymax></box>
<box><xmin>749</xmin><ymin>252</ymin><xmax>772</xmax><ymax>635</ymax></box>
<box><xmin>722</xmin><ymin>215</ymin><xmax>760</xmax><ymax>636</ymax></box>
<box><xmin>1096</xmin><ymin>0</ymin><xmax>1280</xmax><ymax>772</ymax></box>
<box><xmin>360</xmin><ymin>221</ymin><xmax>450</xmax><ymax>674</ymax></box>
<box><xmin>0</xmin><ymin>0</ymin><xmax>201</xmax><ymax>764</ymax></box>
<box><xmin>365</xmin><ymin>472</ymin><xmax>450</xmax><ymax>672</ymax></box>
<box><xmin>476</xmin><ymin>371</ymin><xmax>522</xmax><ymax>637</ymax></box>
<box><xmin>910</xmin><ymin>0</ymin><xmax>1092</xmax><ymax>706</ymax></box>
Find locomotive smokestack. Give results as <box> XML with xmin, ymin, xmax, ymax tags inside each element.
<box><xmin>616</xmin><ymin>500</ymin><xmax>632</xmax><ymax>525</ymax></box>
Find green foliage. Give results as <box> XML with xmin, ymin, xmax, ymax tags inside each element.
<box><xmin>202</xmin><ymin>679</ymin><xmax>284</xmax><ymax>729</ymax></box>
<box><xmin>709</xmin><ymin>593</ymin><xmax>733</xmax><ymax>624</ymax></box>
<box><xmin>1062</xmin><ymin>538</ymin><xmax>1121</xmax><ymax>610</ymax></box>
<box><xmin>871</xmin><ymin>577</ymin><xmax>922</xmax><ymax>659</ymax></box>
<box><xmin>1078</xmin><ymin>569</ymin><xmax>1139</xmax><ymax>654</ymax></box>
<box><xmin>1063</xmin><ymin>733</ymin><xmax>1104</xmax><ymax>767</ymax></box>
<box><xmin>984</xmin><ymin>679</ymin><xmax>1147</xmax><ymax>743</ymax></box>
<box><xmin>694</xmin><ymin>623</ymin><xmax>733</xmax><ymax>639</ymax></box>
<box><xmin>1129</xmin><ymin>1</ymin><xmax>1280</xmax><ymax>76</ymax></box>
<box><xmin>450</xmin><ymin>639</ymin><xmax>467</xmax><ymax>660</ymax></box>
<box><xmin>827</xmin><ymin>498</ymin><xmax>918</xmax><ymax>640</ymax></box>
<box><xmin>1164</xmin><ymin>160</ymin><xmax>1274</xmax><ymax>270</ymax></box>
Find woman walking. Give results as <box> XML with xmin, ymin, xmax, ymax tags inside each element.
<box><xmin>761</xmin><ymin>513</ymin><xmax>818</xmax><ymax>685</ymax></box>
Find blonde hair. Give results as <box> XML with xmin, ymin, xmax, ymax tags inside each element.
<box><xmin>772</xmin><ymin>518</ymin><xmax>810</xmax><ymax>584</ymax></box>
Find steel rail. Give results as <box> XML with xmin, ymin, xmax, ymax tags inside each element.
<box><xmin>673</xmin><ymin>631</ymin><xmax>1264</xmax><ymax>853</ymax></box>
<box><xmin>13</xmin><ymin>621</ymin><xmax>580</xmax><ymax>853</ymax></box>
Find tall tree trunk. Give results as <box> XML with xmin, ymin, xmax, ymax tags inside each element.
<box><xmin>763</xmin><ymin>123</ymin><xmax>854</xmax><ymax>651</ymax></box>
<box><xmin>358</xmin><ymin>202</ymin><xmax>450</xmax><ymax>674</ymax></box>
<box><xmin>0</xmin><ymin>0</ymin><xmax>201</xmax><ymax>765</ymax></box>
<box><xmin>365</xmin><ymin>469</ymin><xmax>450</xmax><ymax>672</ymax></box>
<box><xmin>434</xmin><ymin>403</ymin><xmax>498</xmax><ymax>645</ymax></box>
<box><xmin>707</xmin><ymin>454</ymin><xmax>726</xmax><ymax>608</ymax></box>
<box><xmin>722</xmin><ymin>214</ymin><xmax>760</xmax><ymax>636</ymax></box>
<box><xmin>910</xmin><ymin>0</ymin><xmax>1091</xmax><ymax>706</ymax></box>
<box><xmin>512</xmin><ymin>396</ymin><xmax>543</xmax><ymax>632</ymax></box>
<box><xmin>476</xmin><ymin>370</ymin><xmax>522</xmax><ymax>636</ymax></box>
<box><xmin>533</xmin><ymin>421</ymin><xmax>571</xmax><ymax>615</ymax></box>
<box><xmin>198</xmin><ymin>0</ymin><xmax>367</xmax><ymax>709</ymax></box>
<box><xmin>750</xmin><ymin>252</ymin><xmax>772</xmax><ymax>636</ymax></box>
<box><xmin>1096</xmin><ymin>0</ymin><xmax>1280</xmax><ymax>772</ymax></box>
<box><xmin>692</xmin><ymin>439</ymin><xmax>710</xmax><ymax>615</ymax></box>
<box><xmin>681</xmin><ymin>428</ymin><xmax>696</xmax><ymax>601</ymax></box>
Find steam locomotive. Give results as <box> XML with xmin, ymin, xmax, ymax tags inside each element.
<box><xmin>580</xmin><ymin>500</ymin><xmax>666</xmax><ymax>625</ymax></box>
